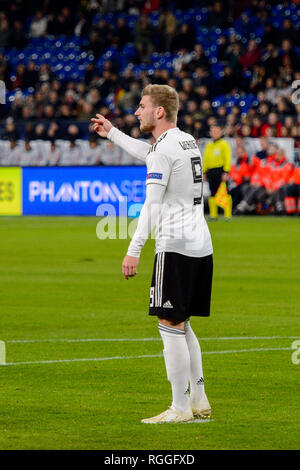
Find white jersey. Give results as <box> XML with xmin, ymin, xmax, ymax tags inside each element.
<box><xmin>108</xmin><ymin>126</ymin><xmax>213</xmax><ymax>258</ymax></box>
<box><xmin>145</xmin><ymin>128</ymin><xmax>212</xmax><ymax>258</ymax></box>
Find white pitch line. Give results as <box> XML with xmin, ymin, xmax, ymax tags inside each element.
<box><xmin>0</xmin><ymin>347</ymin><xmax>293</xmax><ymax>367</ymax></box>
<box><xmin>6</xmin><ymin>335</ymin><xmax>300</xmax><ymax>344</ymax></box>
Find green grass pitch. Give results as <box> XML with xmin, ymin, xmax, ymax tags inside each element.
<box><xmin>0</xmin><ymin>215</ymin><xmax>299</xmax><ymax>450</ymax></box>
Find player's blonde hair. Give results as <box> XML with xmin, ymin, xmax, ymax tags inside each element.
<box><xmin>142</xmin><ymin>84</ymin><xmax>179</xmax><ymax>123</ymax></box>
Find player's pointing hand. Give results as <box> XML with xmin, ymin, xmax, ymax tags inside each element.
<box><xmin>91</xmin><ymin>113</ymin><xmax>113</xmax><ymax>138</ymax></box>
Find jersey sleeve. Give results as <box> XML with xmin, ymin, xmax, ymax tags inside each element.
<box><xmin>107</xmin><ymin>127</ymin><xmax>150</xmax><ymax>162</ymax></box>
<box><xmin>146</xmin><ymin>151</ymin><xmax>172</xmax><ymax>186</ymax></box>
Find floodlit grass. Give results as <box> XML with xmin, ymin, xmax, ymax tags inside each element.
<box><xmin>0</xmin><ymin>216</ymin><xmax>299</xmax><ymax>450</ymax></box>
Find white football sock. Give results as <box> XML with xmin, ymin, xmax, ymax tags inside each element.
<box><xmin>185</xmin><ymin>320</ymin><xmax>205</xmax><ymax>403</ymax></box>
<box><xmin>158</xmin><ymin>323</ymin><xmax>191</xmax><ymax>413</ymax></box>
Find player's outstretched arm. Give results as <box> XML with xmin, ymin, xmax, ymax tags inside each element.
<box><xmin>91</xmin><ymin>113</ymin><xmax>150</xmax><ymax>162</ymax></box>
<box><xmin>91</xmin><ymin>113</ymin><xmax>113</xmax><ymax>138</ymax></box>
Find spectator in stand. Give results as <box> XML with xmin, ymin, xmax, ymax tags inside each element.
<box><xmin>23</xmin><ymin>61</ymin><xmax>39</xmax><ymax>89</ymax></box>
<box><xmin>279</xmin><ymin>39</ymin><xmax>300</xmax><ymax>73</ymax></box>
<box><xmin>256</xmin><ymin>136</ymin><xmax>269</xmax><ymax>160</ymax></box>
<box><xmin>234</xmin><ymin>143</ymin><xmax>290</xmax><ymax>215</ymax></box>
<box><xmin>261</xmin><ymin>43</ymin><xmax>281</xmax><ymax>79</ymax></box>
<box><xmin>186</xmin><ymin>44</ymin><xmax>210</xmax><ymax>73</ymax></box>
<box><xmin>170</xmin><ymin>23</ymin><xmax>195</xmax><ymax>53</ymax></box>
<box><xmin>207</xmin><ymin>1</ymin><xmax>231</xmax><ymax>29</ymax></box>
<box><xmin>80</xmin><ymin>136</ymin><xmax>103</xmax><ymax>166</ymax></box>
<box><xmin>251</xmin><ymin>115</ymin><xmax>263</xmax><ymax>137</ymax></box>
<box><xmin>34</xmin><ymin>123</ymin><xmax>48</xmax><ymax>140</ymax></box>
<box><xmin>20</xmin><ymin>140</ymin><xmax>40</xmax><ymax>166</ymax></box>
<box><xmin>261</xmin><ymin>21</ymin><xmax>280</xmax><ymax>47</ymax></box>
<box><xmin>101</xmin><ymin>141</ymin><xmax>121</xmax><ymax>165</ymax></box>
<box><xmin>38</xmin><ymin>63</ymin><xmax>53</xmax><ymax>84</ymax></box>
<box><xmin>60</xmin><ymin>140</ymin><xmax>82</xmax><ymax>166</ymax></box>
<box><xmin>0</xmin><ymin>16</ymin><xmax>11</xmax><ymax>48</ymax></box>
<box><xmin>264</xmin><ymin>77</ymin><xmax>278</xmax><ymax>105</ymax></box>
<box><xmin>4</xmin><ymin>139</ymin><xmax>22</xmax><ymax>166</ymax></box>
<box><xmin>284</xmin><ymin>150</ymin><xmax>300</xmax><ymax>215</ymax></box>
<box><xmin>9</xmin><ymin>20</ymin><xmax>28</xmax><ymax>49</ymax></box>
<box><xmin>261</xmin><ymin>112</ymin><xmax>284</xmax><ymax>137</ymax></box>
<box><xmin>217</xmin><ymin>66</ymin><xmax>240</xmax><ymax>95</ymax></box>
<box><xmin>229</xmin><ymin>145</ymin><xmax>252</xmax><ymax>208</ymax></box>
<box><xmin>113</xmin><ymin>17</ymin><xmax>132</xmax><ymax>50</ymax></box>
<box><xmin>272</xmin><ymin>148</ymin><xmax>294</xmax><ymax>213</ymax></box>
<box><xmin>239</xmin><ymin>39</ymin><xmax>261</xmax><ymax>71</ymax></box>
<box><xmin>47</xmin><ymin>121</ymin><xmax>61</xmax><ymax>141</ymax></box>
<box><xmin>281</xmin><ymin>18</ymin><xmax>300</xmax><ymax>47</ymax></box>
<box><xmin>47</xmin><ymin>141</ymin><xmax>61</xmax><ymax>166</ymax></box>
<box><xmin>4</xmin><ymin>119</ymin><xmax>18</xmax><ymax>140</ymax></box>
<box><xmin>134</xmin><ymin>15</ymin><xmax>156</xmax><ymax>59</ymax></box>
<box><xmin>157</xmin><ymin>6</ymin><xmax>177</xmax><ymax>52</ymax></box>
<box><xmin>29</xmin><ymin>11</ymin><xmax>48</xmax><ymax>38</ymax></box>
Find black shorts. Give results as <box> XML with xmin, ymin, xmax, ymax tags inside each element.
<box><xmin>149</xmin><ymin>252</ymin><xmax>213</xmax><ymax>323</ymax></box>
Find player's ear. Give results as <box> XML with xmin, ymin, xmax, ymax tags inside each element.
<box><xmin>156</xmin><ymin>106</ymin><xmax>165</xmax><ymax>120</ymax></box>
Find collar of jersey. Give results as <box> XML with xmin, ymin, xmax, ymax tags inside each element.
<box><xmin>156</xmin><ymin>127</ymin><xmax>179</xmax><ymax>141</ymax></box>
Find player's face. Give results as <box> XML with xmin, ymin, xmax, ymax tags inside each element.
<box><xmin>135</xmin><ymin>95</ymin><xmax>156</xmax><ymax>133</ymax></box>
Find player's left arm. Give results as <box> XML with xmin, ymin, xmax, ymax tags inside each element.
<box><xmin>122</xmin><ymin>151</ymin><xmax>171</xmax><ymax>280</ymax></box>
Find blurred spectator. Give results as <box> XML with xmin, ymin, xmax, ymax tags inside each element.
<box><xmin>170</xmin><ymin>23</ymin><xmax>195</xmax><ymax>53</ymax></box>
<box><xmin>229</xmin><ymin>145</ymin><xmax>251</xmax><ymax>208</ymax></box>
<box><xmin>113</xmin><ymin>17</ymin><xmax>132</xmax><ymax>49</ymax></box>
<box><xmin>47</xmin><ymin>121</ymin><xmax>61</xmax><ymax>140</ymax></box>
<box><xmin>47</xmin><ymin>141</ymin><xmax>61</xmax><ymax>166</ymax></box>
<box><xmin>23</xmin><ymin>61</ymin><xmax>39</xmax><ymax>89</ymax></box>
<box><xmin>101</xmin><ymin>141</ymin><xmax>121</xmax><ymax>165</ymax></box>
<box><xmin>261</xmin><ymin>112</ymin><xmax>284</xmax><ymax>137</ymax></box>
<box><xmin>20</xmin><ymin>140</ymin><xmax>40</xmax><ymax>166</ymax></box>
<box><xmin>118</xmin><ymin>80</ymin><xmax>141</xmax><ymax>111</ymax></box>
<box><xmin>284</xmin><ymin>150</ymin><xmax>300</xmax><ymax>215</ymax></box>
<box><xmin>279</xmin><ymin>39</ymin><xmax>300</xmax><ymax>72</ymax></box>
<box><xmin>239</xmin><ymin>39</ymin><xmax>261</xmax><ymax>71</ymax></box>
<box><xmin>157</xmin><ymin>7</ymin><xmax>177</xmax><ymax>52</ymax></box>
<box><xmin>281</xmin><ymin>18</ymin><xmax>299</xmax><ymax>47</ymax></box>
<box><xmin>4</xmin><ymin>119</ymin><xmax>18</xmax><ymax>140</ymax></box>
<box><xmin>186</xmin><ymin>44</ymin><xmax>210</xmax><ymax>72</ymax></box>
<box><xmin>29</xmin><ymin>11</ymin><xmax>48</xmax><ymax>38</ymax></box>
<box><xmin>207</xmin><ymin>1</ymin><xmax>231</xmax><ymax>29</ymax></box>
<box><xmin>60</xmin><ymin>140</ymin><xmax>82</xmax><ymax>166</ymax></box>
<box><xmin>80</xmin><ymin>136</ymin><xmax>103</xmax><ymax>165</ymax></box>
<box><xmin>0</xmin><ymin>17</ymin><xmax>10</xmax><ymax>48</ymax></box>
<box><xmin>135</xmin><ymin>15</ymin><xmax>155</xmax><ymax>59</ymax></box>
<box><xmin>4</xmin><ymin>139</ymin><xmax>22</xmax><ymax>166</ymax></box>
<box><xmin>9</xmin><ymin>20</ymin><xmax>28</xmax><ymax>49</ymax></box>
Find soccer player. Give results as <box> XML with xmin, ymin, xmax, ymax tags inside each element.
<box><xmin>91</xmin><ymin>84</ymin><xmax>213</xmax><ymax>424</ymax></box>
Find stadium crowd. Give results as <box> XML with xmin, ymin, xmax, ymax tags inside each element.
<box><xmin>0</xmin><ymin>0</ymin><xmax>299</xmax><ymax>214</ymax></box>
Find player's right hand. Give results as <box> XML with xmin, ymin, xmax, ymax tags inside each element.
<box><xmin>91</xmin><ymin>114</ymin><xmax>113</xmax><ymax>138</ymax></box>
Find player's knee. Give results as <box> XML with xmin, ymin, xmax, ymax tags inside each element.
<box><xmin>158</xmin><ymin>316</ymin><xmax>185</xmax><ymax>330</ymax></box>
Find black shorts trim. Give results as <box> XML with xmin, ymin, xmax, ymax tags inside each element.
<box><xmin>149</xmin><ymin>252</ymin><xmax>213</xmax><ymax>323</ymax></box>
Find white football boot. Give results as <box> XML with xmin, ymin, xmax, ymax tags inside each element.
<box><xmin>191</xmin><ymin>393</ymin><xmax>211</xmax><ymax>419</ymax></box>
<box><xmin>141</xmin><ymin>406</ymin><xmax>194</xmax><ymax>424</ymax></box>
